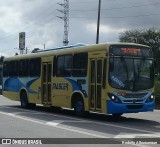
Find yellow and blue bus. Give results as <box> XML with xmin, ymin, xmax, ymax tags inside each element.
<box><xmin>0</xmin><ymin>64</ymin><xmax>3</xmax><ymax>94</ymax></box>
<box><xmin>2</xmin><ymin>43</ymin><xmax>155</xmax><ymax>116</ymax></box>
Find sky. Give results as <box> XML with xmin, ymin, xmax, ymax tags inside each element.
<box><xmin>0</xmin><ymin>0</ymin><xmax>160</xmax><ymax>57</ymax></box>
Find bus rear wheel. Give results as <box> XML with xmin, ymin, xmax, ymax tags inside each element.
<box><xmin>20</xmin><ymin>91</ymin><xmax>29</xmax><ymax>109</ymax></box>
<box><xmin>20</xmin><ymin>91</ymin><xmax>36</xmax><ymax>109</ymax></box>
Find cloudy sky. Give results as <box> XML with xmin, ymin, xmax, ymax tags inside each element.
<box><xmin>0</xmin><ymin>0</ymin><xmax>160</xmax><ymax>56</ymax></box>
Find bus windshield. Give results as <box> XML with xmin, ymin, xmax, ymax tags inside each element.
<box><xmin>109</xmin><ymin>57</ymin><xmax>154</xmax><ymax>91</ymax></box>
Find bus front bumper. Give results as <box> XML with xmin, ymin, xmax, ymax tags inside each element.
<box><xmin>107</xmin><ymin>100</ymin><xmax>155</xmax><ymax>114</ymax></box>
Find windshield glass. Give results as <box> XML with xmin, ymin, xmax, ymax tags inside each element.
<box><xmin>0</xmin><ymin>68</ymin><xmax>2</xmax><ymax>85</ymax></box>
<box><xmin>109</xmin><ymin>57</ymin><xmax>154</xmax><ymax>91</ymax></box>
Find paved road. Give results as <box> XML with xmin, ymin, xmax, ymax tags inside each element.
<box><xmin>0</xmin><ymin>95</ymin><xmax>160</xmax><ymax>146</ymax></box>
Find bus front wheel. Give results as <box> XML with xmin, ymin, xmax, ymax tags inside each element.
<box><xmin>73</xmin><ymin>99</ymin><xmax>84</xmax><ymax>116</ymax></box>
<box><xmin>20</xmin><ymin>92</ymin><xmax>36</xmax><ymax>109</ymax></box>
<box><xmin>112</xmin><ymin>113</ymin><xmax>123</xmax><ymax>118</ymax></box>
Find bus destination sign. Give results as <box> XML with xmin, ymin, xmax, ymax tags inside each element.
<box><xmin>121</xmin><ymin>48</ymin><xmax>140</xmax><ymax>55</ymax></box>
<box><xmin>109</xmin><ymin>45</ymin><xmax>153</xmax><ymax>57</ymax></box>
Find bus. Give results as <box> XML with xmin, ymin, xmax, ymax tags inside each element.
<box><xmin>2</xmin><ymin>43</ymin><xmax>155</xmax><ymax>116</ymax></box>
<box><xmin>154</xmin><ymin>59</ymin><xmax>160</xmax><ymax>106</ymax></box>
<box><xmin>0</xmin><ymin>64</ymin><xmax>2</xmax><ymax>94</ymax></box>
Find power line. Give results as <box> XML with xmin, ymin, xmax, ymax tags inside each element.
<box><xmin>0</xmin><ymin>2</ymin><xmax>57</xmax><ymax>41</ymax></box>
<box><xmin>1</xmin><ymin>0</ymin><xmax>160</xmax><ymax>48</ymax></box>
<box><xmin>70</xmin><ymin>0</ymin><xmax>116</xmax><ymax>4</ymax></box>
<box><xmin>70</xmin><ymin>2</ymin><xmax>160</xmax><ymax>11</ymax></box>
<box><xmin>70</xmin><ymin>12</ymin><xmax>160</xmax><ymax>19</ymax></box>
<box><xmin>1</xmin><ymin>0</ymin><xmax>158</xmax><ymax>43</ymax></box>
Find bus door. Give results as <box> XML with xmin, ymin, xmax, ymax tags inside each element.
<box><xmin>42</xmin><ymin>61</ymin><xmax>52</xmax><ymax>105</ymax></box>
<box><xmin>90</xmin><ymin>58</ymin><xmax>103</xmax><ymax>111</ymax></box>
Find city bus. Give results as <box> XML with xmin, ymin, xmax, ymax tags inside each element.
<box><xmin>154</xmin><ymin>59</ymin><xmax>160</xmax><ymax>106</ymax></box>
<box><xmin>0</xmin><ymin>64</ymin><xmax>3</xmax><ymax>94</ymax></box>
<box><xmin>2</xmin><ymin>43</ymin><xmax>155</xmax><ymax>116</ymax></box>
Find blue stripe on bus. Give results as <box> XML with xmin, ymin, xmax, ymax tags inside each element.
<box><xmin>3</xmin><ymin>77</ymin><xmax>38</xmax><ymax>94</ymax></box>
<box><xmin>65</xmin><ymin>78</ymin><xmax>88</xmax><ymax>97</ymax></box>
<box><xmin>4</xmin><ymin>78</ymin><xmax>22</xmax><ymax>92</ymax></box>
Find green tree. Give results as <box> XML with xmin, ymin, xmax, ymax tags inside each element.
<box><xmin>119</xmin><ymin>28</ymin><xmax>160</xmax><ymax>59</ymax></box>
<box><xmin>119</xmin><ymin>29</ymin><xmax>144</xmax><ymax>44</ymax></box>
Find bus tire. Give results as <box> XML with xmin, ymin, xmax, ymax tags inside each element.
<box><xmin>29</xmin><ymin>103</ymin><xmax>36</xmax><ymax>109</ymax></box>
<box><xmin>20</xmin><ymin>91</ymin><xmax>29</xmax><ymax>109</ymax></box>
<box><xmin>112</xmin><ymin>113</ymin><xmax>123</xmax><ymax>118</ymax></box>
<box><xmin>73</xmin><ymin>99</ymin><xmax>84</xmax><ymax>116</ymax></box>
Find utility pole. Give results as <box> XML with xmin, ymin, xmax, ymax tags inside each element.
<box><xmin>19</xmin><ymin>32</ymin><xmax>25</xmax><ymax>54</ymax></box>
<box><xmin>96</xmin><ymin>0</ymin><xmax>101</xmax><ymax>44</ymax></box>
<box><xmin>57</xmin><ymin>0</ymin><xmax>69</xmax><ymax>46</ymax></box>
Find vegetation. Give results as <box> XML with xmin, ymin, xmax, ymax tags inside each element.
<box><xmin>119</xmin><ymin>28</ymin><xmax>160</xmax><ymax>60</ymax></box>
<box><xmin>0</xmin><ymin>56</ymin><xmax>4</xmax><ymax>64</ymax></box>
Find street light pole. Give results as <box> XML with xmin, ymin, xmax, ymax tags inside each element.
<box><xmin>96</xmin><ymin>0</ymin><xmax>101</xmax><ymax>44</ymax></box>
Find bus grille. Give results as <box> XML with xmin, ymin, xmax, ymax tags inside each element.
<box><xmin>127</xmin><ymin>105</ymin><xmax>143</xmax><ymax>109</ymax></box>
<box><xmin>124</xmin><ymin>99</ymin><xmax>143</xmax><ymax>103</ymax></box>
<box><xmin>123</xmin><ymin>93</ymin><xmax>147</xmax><ymax>98</ymax></box>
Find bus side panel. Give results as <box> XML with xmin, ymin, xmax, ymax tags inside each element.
<box><xmin>3</xmin><ymin>91</ymin><xmax>19</xmax><ymax>101</ymax></box>
<box><xmin>28</xmin><ymin>78</ymin><xmax>41</xmax><ymax>104</ymax></box>
<box><xmin>51</xmin><ymin>77</ymin><xmax>88</xmax><ymax>109</ymax></box>
<box><xmin>3</xmin><ymin>77</ymin><xmax>20</xmax><ymax>101</ymax></box>
<box><xmin>3</xmin><ymin>77</ymin><xmax>41</xmax><ymax>104</ymax></box>
<box><xmin>101</xmin><ymin>88</ymin><xmax>107</xmax><ymax>114</ymax></box>
<box><xmin>52</xmin><ymin>77</ymin><xmax>72</xmax><ymax>108</ymax></box>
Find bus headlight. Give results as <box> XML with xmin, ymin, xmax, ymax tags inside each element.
<box><xmin>150</xmin><ymin>95</ymin><xmax>154</xmax><ymax>99</ymax></box>
<box><xmin>108</xmin><ymin>93</ymin><xmax>122</xmax><ymax>103</ymax></box>
<box><xmin>146</xmin><ymin>94</ymin><xmax>154</xmax><ymax>103</ymax></box>
<box><xmin>111</xmin><ymin>95</ymin><xmax>115</xmax><ymax>100</ymax></box>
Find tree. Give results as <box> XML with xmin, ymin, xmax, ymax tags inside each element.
<box><xmin>119</xmin><ymin>29</ymin><xmax>144</xmax><ymax>44</ymax></box>
<box><xmin>119</xmin><ymin>28</ymin><xmax>160</xmax><ymax>59</ymax></box>
<box><xmin>0</xmin><ymin>56</ymin><xmax>4</xmax><ymax>64</ymax></box>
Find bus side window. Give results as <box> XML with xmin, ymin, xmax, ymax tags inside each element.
<box><xmin>9</xmin><ymin>60</ymin><xmax>19</xmax><ymax>77</ymax></box>
<box><xmin>3</xmin><ymin>61</ymin><xmax>9</xmax><ymax>77</ymax></box>
<box><xmin>56</xmin><ymin>54</ymin><xmax>72</xmax><ymax>77</ymax></box>
<box><xmin>19</xmin><ymin>59</ymin><xmax>29</xmax><ymax>77</ymax></box>
<box><xmin>73</xmin><ymin>52</ymin><xmax>88</xmax><ymax>77</ymax></box>
<box><xmin>30</xmin><ymin>58</ymin><xmax>41</xmax><ymax>77</ymax></box>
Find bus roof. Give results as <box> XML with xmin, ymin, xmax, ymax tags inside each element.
<box><xmin>37</xmin><ymin>43</ymin><xmax>87</xmax><ymax>52</ymax></box>
<box><xmin>4</xmin><ymin>42</ymin><xmax>150</xmax><ymax>61</ymax></box>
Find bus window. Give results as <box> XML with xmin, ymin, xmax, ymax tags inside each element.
<box><xmin>30</xmin><ymin>58</ymin><xmax>41</xmax><ymax>77</ymax></box>
<box><xmin>19</xmin><ymin>59</ymin><xmax>29</xmax><ymax>77</ymax></box>
<box><xmin>56</xmin><ymin>55</ymin><xmax>72</xmax><ymax>77</ymax></box>
<box><xmin>9</xmin><ymin>60</ymin><xmax>19</xmax><ymax>77</ymax></box>
<box><xmin>73</xmin><ymin>52</ymin><xmax>88</xmax><ymax>77</ymax></box>
<box><xmin>3</xmin><ymin>61</ymin><xmax>9</xmax><ymax>77</ymax></box>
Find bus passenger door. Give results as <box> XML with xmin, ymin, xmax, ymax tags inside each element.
<box><xmin>90</xmin><ymin>59</ymin><xmax>103</xmax><ymax>111</ymax></box>
<box><xmin>42</xmin><ymin>62</ymin><xmax>52</xmax><ymax>105</ymax></box>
